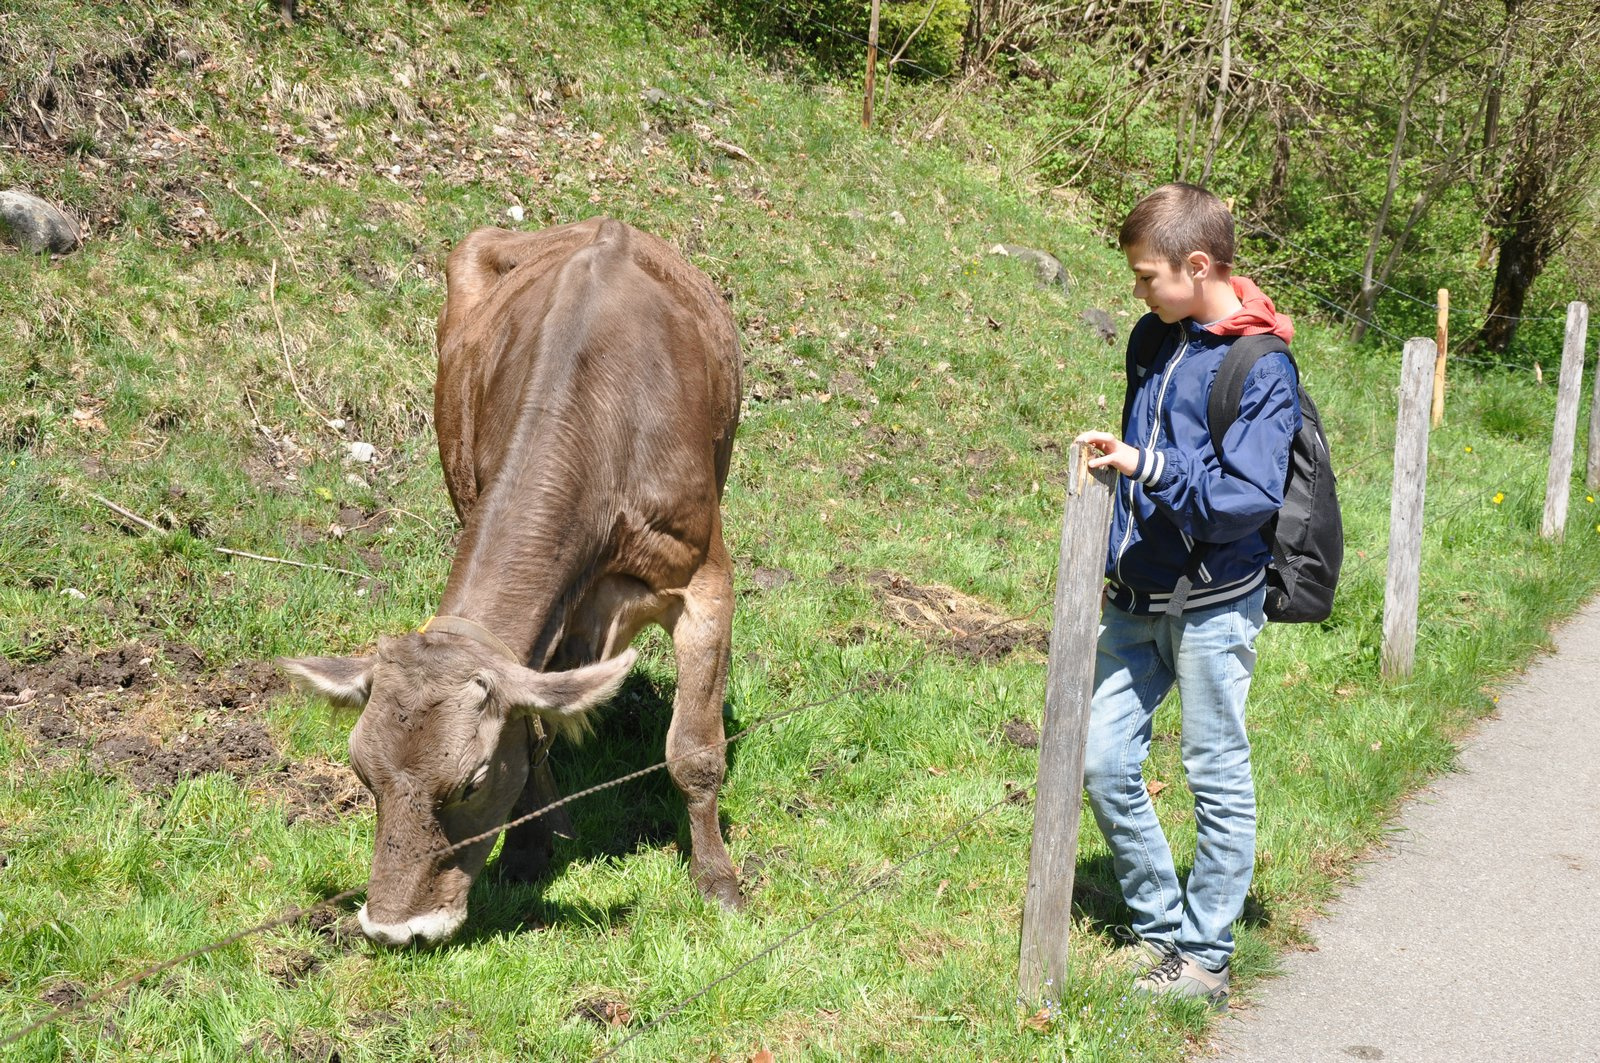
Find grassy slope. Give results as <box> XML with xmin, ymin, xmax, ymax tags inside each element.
<box><xmin>2</xmin><ymin>2</ymin><xmax>1599</xmax><ymax>1060</ymax></box>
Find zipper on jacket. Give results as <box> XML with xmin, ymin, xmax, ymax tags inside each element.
<box><xmin>1114</xmin><ymin>335</ymin><xmax>1189</xmax><ymax>587</ymax></box>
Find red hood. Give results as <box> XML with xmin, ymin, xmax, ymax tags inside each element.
<box><xmin>1203</xmin><ymin>277</ymin><xmax>1294</xmax><ymax>344</ymax></box>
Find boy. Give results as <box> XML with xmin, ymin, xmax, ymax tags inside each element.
<box><xmin>1074</xmin><ymin>183</ymin><xmax>1300</xmax><ymax>1012</ymax></box>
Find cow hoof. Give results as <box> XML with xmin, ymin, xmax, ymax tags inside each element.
<box><xmin>699</xmin><ymin>876</ymin><xmax>745</xmax><ymax>911</ymax></box>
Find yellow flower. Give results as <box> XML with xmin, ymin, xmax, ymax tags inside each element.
<box><xmin>1588</xmin><ymin>495</ymin><xmax>1595</xmax><ymax>504</ymax></box>
<box><xmin>1464</xmin><ymin>445</ymin><xmax>1473</xmax><ymax>453</ymax></box>
<box><xmin>1492</xmin><ymin>492</ymin><xmax>1505</xmax><ymax>505</ymax></box>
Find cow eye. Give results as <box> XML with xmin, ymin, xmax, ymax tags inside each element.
<box><xmin>458</xmin><ymin>766</ymin><xmax>489</xmax><ymax>803</ymax></box>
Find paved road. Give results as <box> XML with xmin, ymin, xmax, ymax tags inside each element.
<box><xmin>1207</xmin><ymin>597</ymin><xmax>1600</xmax><ymax>1063</ymax></box>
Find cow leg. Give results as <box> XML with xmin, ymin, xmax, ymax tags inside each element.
<box><xmin>664</xmin><ymin>541</ymin><xmax>742</xmax><ymax>910</ymax></box>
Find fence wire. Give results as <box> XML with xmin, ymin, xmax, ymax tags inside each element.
<box><xmin>1069</xmin><ymin>153</ymin><xmax>1576</xmax><ymax>332</ymax></box>
<box><xmin>0</xmin><ymin>607</ymin><xmax>1039</xmax><ymax>1050</ymax></box>
<box><xmin>592</xmin><ymin>784</ymin><xmax>1027</xmax><ymax>1060</ymax></box>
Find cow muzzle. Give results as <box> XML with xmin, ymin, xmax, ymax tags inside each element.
<box><xmin>357</xmin><ymin>902</ymin><xmax>468</xmax><ymax>947</ymax></box>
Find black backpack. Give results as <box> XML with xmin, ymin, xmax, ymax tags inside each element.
<box><xmin>1125</xmin><ymin>315</ymin><xmax>1343</xmax><ymax>623</ymax></box>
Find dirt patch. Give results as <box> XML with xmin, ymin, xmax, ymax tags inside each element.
<box><xmin>748</xmin><ymin>566</ymin><xmax>794</xmax><ymax>592</ymax></box>
<box><xmin>570</xmin><ymin>995</ymin><xmax>632</xmax><ymax>1028</ymax></box>
<box><xmin>39</xmin><ymin>981</ymin><xmax>84</xmax><ymax>1008</ymax></box>
<box><xmin>266</xmin><ymin>950</ymin><xmax>322</xmax><ymax>989</ymax></box>
<box><xmin>862</xmin><ymin>571</ymin><xmax>1048</xmax><ymax>662</ymax></box>
<box><xmin>0</xmin><ymin>642</ymin><xmax>368</xmax><ymax>823</ymax></box>
<box><xmin>242</xmin><ymin>1029</ymin><xmax>342</xmax><ymax>1063</ymax></box>
<box><xmin>1002</xmin><ymin>718</ymin><xmax>1040</xmax><ymax>748</ymax></box>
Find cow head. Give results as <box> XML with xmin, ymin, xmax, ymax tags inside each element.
<box><xmin>279</xmin><ymin>632</ymin><xmax>634</xmax><ymax>946</ymax></box>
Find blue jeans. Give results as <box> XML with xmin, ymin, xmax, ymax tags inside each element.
<box><xmin>1081</xmin><ymin>587</ymin><xmax>1265</xmax><ymax>971</ymax></box>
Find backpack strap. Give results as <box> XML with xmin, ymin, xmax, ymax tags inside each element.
<box><xmin>1206</xmin><ymin>334</ymin><xmax>1296</xmax><ymax>455</ymax></box>
<box><xmin>1122</xmin><ymin>312</ymin><xmax>1175</xmax><ymax>438</ymax></box>
<box><xmin>1168</xmin><ymin>333</ymin><xmax>1295</xmax><ymax>619</ymax></box>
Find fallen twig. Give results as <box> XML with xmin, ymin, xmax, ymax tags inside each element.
<box><xmin>227</xmin><ymin>180</ymin><xmax>302</xmax><ymax>277</ymax></box>
<box><xmin>215</xmin><ymin>547</ymin><xmax>367</xmax><ymax>579</ymax></box>
<box><xmin>268</xmin><ymin>260</ymin><xmax>338</xmax><ymax>430</ymax></box>
<box><xmin>83</xmin><ymin>491</ymin><xmax>368</xmax><ymax>580</ymax></box>
<box><xmin>88</xmin><ymin>492</ymin><xmax>163</xmax><ymax>534</ymax></box>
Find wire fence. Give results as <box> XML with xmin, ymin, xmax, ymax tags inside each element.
<box><xmin>1065</xmin><ymin>153</ymin><xmax>1578</xmax><ymax>358</ymax></box>
<box><xmin>593</xmin><ymin>783</ymin><xmax>1026</xmax><ymax>1060</ymax></box>
<box><xmin>0</xmin><ymin>607</ymin><xmax>1038</xmax><ymax>1052</ymax></box>
<box><xmin>6</xmin><ymin>23</ymin><xmax>1593</xmax><ymax>1052</ymax></box>
<box><xmin>737</xmin><ymin>1</ymin><xmax>1578</xmax><ymax>359</ymax></box>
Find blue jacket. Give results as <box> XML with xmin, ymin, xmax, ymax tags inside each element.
<box><xmin>1105</xmin><ymin>317</ymin><xmax>1302</xmax><ymax>614</ymax></box>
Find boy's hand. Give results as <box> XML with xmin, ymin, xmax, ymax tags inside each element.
<box><xmin>1074</xmin><ymin>431</ymin><xmax>1141</xmax><ymax>477</ymax></box>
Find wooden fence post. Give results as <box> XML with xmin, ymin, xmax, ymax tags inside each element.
<box><xmin>1542</xmin><ymin>301</ymin><xmax>1589</xmax><ymax>539</ymax></box>
<box><xmin>1018</xmin><ymin>444</ymin><xmax>1115</xmax><ymax>1009</ymax></box>
<box><xmin>1586</xmin><ymin>306</ymin><xmax>1600</xmax><ymax>492</ymax></box>
<box><xmin>1382</xmin><ymin>338</ymin><xmax>1436</xmax><ymax>681</ymax></box>
<box><xmin>1431</xmin><ymin>288</ymin><xmax>1449</xmax><ymax>428</ymax></box>
<box><xmin>862</xmin><ymin>0</ymin><xmax>881</xmax><ymax>129</ymax></box>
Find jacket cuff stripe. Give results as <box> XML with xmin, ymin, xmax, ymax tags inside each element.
<box><xmin>1137</xmin><ymin>448</ymin><xmax>1164</xmax><ymax>487</ymax></box>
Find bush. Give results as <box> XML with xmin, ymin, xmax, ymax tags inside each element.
<box><xmin>705</xmin><ymin>0</ymin><xmax>969</xmax><ymax>79</ymax></box>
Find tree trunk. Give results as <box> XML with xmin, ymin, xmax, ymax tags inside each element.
<box><xmin>1200</xmin><ymin>0</ymin><xmax>1234</xmax><ymax>186</ymax></box>
<box><xmin>1475</xmin><ymin>211</ymin><xmax>1544</xmax><ymax>355</ymax></box>
<box><xmin>1351</xmin><ymin>1</ymin><xmax>1444</xmax><ymax>342</ymax></box>
<box><xmin>1474</xmin><ymin>129</ymin><xmax>1558</xmax><ymax>356</ymax></box>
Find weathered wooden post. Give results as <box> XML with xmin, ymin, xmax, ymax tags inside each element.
<box><xmin>1382</xmin><ymin>338</ymin><xmax>1436</xmax><ymax>681</ymax></box>
<box><xmin>1018</xmin><ymin>444</ymin><xmax>1116</xmax><ymax>1009</ymax></box>
<box><xmin>1590</xmin><ymin>306</ymin><xmax>1600</xmax><ymax>491</ymax></box>
<box><xmin>1542</xmin><ymin>301</ymin><xmax>1589</xmax><ymax>539</ymax></box>
<box><xmin>862</xmin><ymin>0</ymin><xmax>881</xmax><ymax>129</ymax></box>
<box><xmin>1431</xmin><ymin>289</ymin><xmax>1449</xmax><ymax>428</ymax></box>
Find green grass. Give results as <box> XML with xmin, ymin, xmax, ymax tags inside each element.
<box><xmin>4</xmin><ymin>1</ymin><xmax>1600</xmax><ymax>1060</ymax></box>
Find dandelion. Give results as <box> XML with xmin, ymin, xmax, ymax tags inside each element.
<box><xmin>1587</xmin><ymin>495</ymin><xmax>1595</xmax><ymax>504</ymax></box>
<box><xmin>1492</xmin><ymin>492</ymin><xmax>1505</xmax><ymax>505</ymax></box>
<box><xmin>1464</xmin><ymin>445</ymin><xmax>1473</xmax><ymax>453</ymax></box>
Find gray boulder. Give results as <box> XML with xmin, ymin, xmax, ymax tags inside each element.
<box><xmin>1081</xmin><ymin>307</ymin><xmax>1118</xmax><ymax>345</ymax></box>
<box><xmin>0</xmin><ymin>190</ymin><xmax>83</xmax><ymax>256</ymax></box>
<box><xmin>989</xmin><ymin>243</ymin><xmax>1069</xmax><ymax>293</ymax></box>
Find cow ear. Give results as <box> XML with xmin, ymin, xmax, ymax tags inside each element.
<box><xmin>498</xmin><ymin>649</ymin><xmax>636</xmax><ymax>740</ymax></box>
<box><xmin>278</xmin><ymin>655</ymin><xmax>375</xmax><ymax>708</ymax></box>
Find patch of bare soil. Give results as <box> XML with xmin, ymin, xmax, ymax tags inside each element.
<box><xmin>0</xmin><ymin>642</ymin><xmax>368</xmax><ymax>823</ymax></box>
<box><xmin>1002</xmin><ymin>718</ymin><xmax>1040</xmax><ymax>748</ymax></box>
<box><xmin>570</xmin><ymin>995</ymin><xmax>632</xmax><ymax>1028</ymax></box>
<box><xmin>863</xmin><ymin>570</ymin><xmax>1048</xmax><ymax>662</ymax></box>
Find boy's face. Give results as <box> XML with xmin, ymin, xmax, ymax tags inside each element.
<box><xmin>1124</xmin><ymin>242</ymin><xmax>1205</xmax><ymax>324</ymax></box>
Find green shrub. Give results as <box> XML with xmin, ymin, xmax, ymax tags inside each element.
<box><xmin>705</xmin><ymin>0</ymin><xmax>969</xmax><ymax>79</ymax></box>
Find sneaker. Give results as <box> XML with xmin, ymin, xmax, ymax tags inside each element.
<box><xmin>1110</xmin><ymin>929</ymin><xmax>1177</xmax><ymax>972</ymax></box>
<box><xmin>1133</xmin><ymin>951</ymin><xmax>1230</xmax><ymax>1012</ymax></box>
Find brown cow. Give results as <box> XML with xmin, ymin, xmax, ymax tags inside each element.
<box><xmin>280</xmin><ymin>218</ymin><xmax>742</xmax><ymax>945</ymax></box>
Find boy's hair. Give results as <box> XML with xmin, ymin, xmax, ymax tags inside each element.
<box><xmin>1118</xmin><ymin>183</ymin><xmax>1235</xmax><ymax>272</ymax></box>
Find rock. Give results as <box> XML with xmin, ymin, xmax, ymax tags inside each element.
<box><xmin>1081</xmin><ymin>307</ymin><xmax>1118</xmax><ymax>344</ymax></box>
<box><xmin>345</xmin><ymin>441</ymin><xmax>376</xmax><ymax>464</ymax></box>
<box><xmin>988</xmin><ymin>243</ymin><xmax>1069</xmax><ymax>293</ymax></box>
<box><xmin>640</xmin><ymin>87</ymin><xmax>671</xmax><ymax>106</ymax></box>
<box><xmin>506</xmin><ymin>205</ymin><xmax>525</xmax><ymax>223</ymax></box>
<box><xmin>0</xmin><ymin>190</ymin><xmax>82</xmax><ymax>255</ymax></box>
